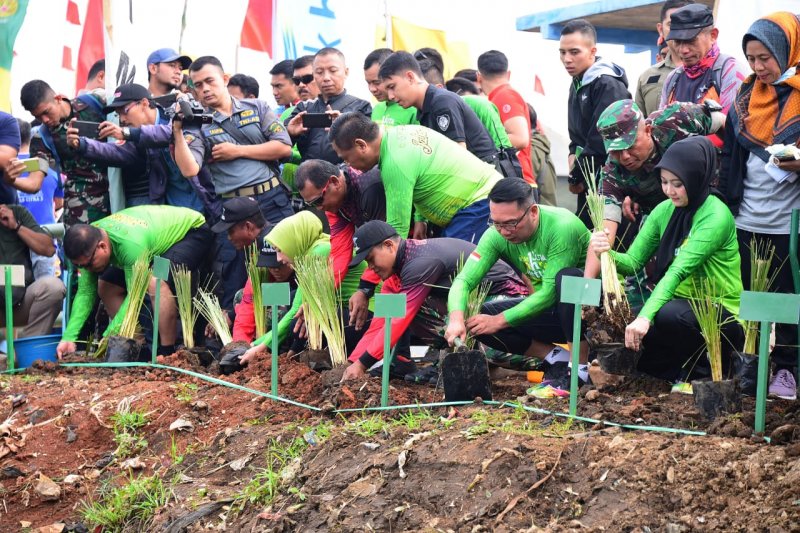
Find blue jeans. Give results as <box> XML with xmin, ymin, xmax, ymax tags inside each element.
<box><xmin>441</xmin><ymin>199</ymin><xmax>490</xmax><ymax>244</ymax></box>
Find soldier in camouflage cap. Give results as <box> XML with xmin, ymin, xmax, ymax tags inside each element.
<box><xmin>583</xmin><ymin>98</ymin><xmax>725</xmax><ymax>278</ymax></box>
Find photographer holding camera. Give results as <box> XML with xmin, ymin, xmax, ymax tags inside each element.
<box><xmin>171</xmin><ymin>55</ymin><xmax>294</xmax><ymax>309</ymax></box>
<box><xmin>65</xmin><ymin>83</ymin><xmax>214</xmax><ymax>215</ymax></box>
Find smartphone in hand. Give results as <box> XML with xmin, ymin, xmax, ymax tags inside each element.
<box><xmin>73</xmin><ymin>120</ymin><xmax>102</xmax><ymax>139</ymax></box>
<box><xmin>21</xmin><ymin>157</ymin><xmax>49</xmax><ymax>173</ymax></box>
<box><xmin>302</xmin><ymin>113</ymin><xmax>333</xmax><ymax>128</ymax></box>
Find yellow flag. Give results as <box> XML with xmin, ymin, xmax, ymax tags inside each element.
<box><xmin>388</xmin><ymin>17</ymin><xmax>470</xmax><ymax>81</ymax></box>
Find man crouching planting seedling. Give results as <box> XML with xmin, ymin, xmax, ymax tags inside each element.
<box><xmin>341</xmin><ymin>219</ymin><xmax>531</xmax><ymax>382</ymax></box>
<box><xmin>240</xmin><ymin>211</ymin><xmax>371</xmax><ymax>369</ymax></box>
<box><xmin>57</xmin><ymin>205</ymin><xmax>214</xmax><ymax>361</ymax></box>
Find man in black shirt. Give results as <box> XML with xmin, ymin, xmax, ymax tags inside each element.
<box><xmin>378</xmin><ymin>51</ymin><xmax>498</xmax><ymax>162</ymax></box>
<box><xmin>286</xmin><ymin>48</ymin><xmax>372</xmax><ymax>164</ymax></box>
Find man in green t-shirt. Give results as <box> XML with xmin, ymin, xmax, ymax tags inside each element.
<box><xmin>364</xmin><ymin>48</ymin><xmax>419</xmax><ymax>127</ymax></box>
<box><xmin>329</xmin><ymin>113</ymin><xmax>501</xmax><ymax>243</ymax></box>
<box><xmin>446</xmin><ymin>178</ymin><xmax>591</xmax><ymax>384</ymax></box>
<box><xmin>56</xmin><ymin>205</ymin><xmax>211</xmax><ymax>359</ymax></box>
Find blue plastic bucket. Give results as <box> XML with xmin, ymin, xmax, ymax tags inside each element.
<box><xmin>12</xmin><ymin>334</ymin><xmax>60</xmax><ymax>368</ymax></box>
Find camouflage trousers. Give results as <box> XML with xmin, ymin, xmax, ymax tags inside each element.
<box><xmin>63</xmin><ymin>192</ymin><xmax>110</xmax><ymax>227</ymax></box>
<box><xmin>412</xmin><ymin>294</ymin><xmax>543</xmax><ymax>371</ymax></box>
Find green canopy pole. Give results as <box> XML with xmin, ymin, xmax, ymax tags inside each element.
<box><xmin>560</xmin><ymin>276</ymin><xmax>601</xmax><ymax>417</ymax></box>
<box><xmin>5</xmin><ymin>267</ymin><xmax>15</xmax><ymax>372</ymax></box>
<box><xmin>790</xmin><ymin>209</ymin><xmax>800</xmax><ymax>381</ymax></box>
<box><xmin>263</xmin><ymin>282</ymin><xmax>290</xmax><ymax>397</ymax></box>
<box><xmin>375</xmin><ymin>293</ymin><xmax>406</xmax><ymax>408</ymax></box>
<box><xmin>755</xmin><ymin>319</ymin><xmax>771</xmax><ymax>434</ymax></box>
<box><xmin>151</xmin><ymin>256</ymin><xmax>170</xmax><ymax>363</ymax></box>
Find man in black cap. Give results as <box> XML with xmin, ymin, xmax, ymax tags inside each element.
<box><xmin>658</xmin><ymin>3</ymin><xmax>745</xmax><ymax>124</ymax></box>
<box><xmin>211</xmin><ymin>196</ymin><xmax>270</xmax><ymax>251</ymax></box>
<box><xmin>341</xmin><ymin>220</ymin><xmax>529</xmax><ymax>381</ymax></box>
<box><xmin>66</xmin><ymin>83</ymin><xmax>212</xmax><ymax>213</ymax></box>
<box><xmin>147</xmin><ymin>47</ymin><xmax>192</xmax><ymax>106</ymax></box>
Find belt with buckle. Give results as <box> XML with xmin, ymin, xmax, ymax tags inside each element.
<box><xmin>221</xmin><ymin>177</ymin><xmax>280</xmax><ymax>198</ymax></box>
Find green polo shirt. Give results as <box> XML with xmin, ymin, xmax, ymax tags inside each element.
<box><xmin>379</xmin><ymin>125</ymin><xmax>501</xmax><ymax>237</ymax></box>
<box><xmin>63</xmin><ymin>205</ymin><xmax>206</xmax><ymax>342</ymax></box>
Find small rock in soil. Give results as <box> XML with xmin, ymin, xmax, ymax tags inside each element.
<box><xmin>169</xmin><ymin>418</ymin><xmax>194</xmax><ymax>432</ymax></box>
<box><xmin>62</xmin><ymin>523</ymin><xmax>88</xmax><ymax>533</ymax></box>
<box><xmin>11</xmin><ymin>393</ymin><xmax>27</xmax><ymax>407</ymax></box>
<box><xmin>28</xmin><ymin>408</ymin><xmax>46</xmax><ymax>425</ymax></box>
<box><xmin>63</xmin><ymin>474</ymin><xmax>81</xmax><ymax>485</ymax></box>
<box><xmin>65</xmin><ymin>425</ymin><xmax>77</xmax><ymax>443</ymax></box>
<box><xmin>1</xmin><ymin>465</ymin><xmax>25</xmax><ymax>478</ymax></box>
<box><xmin>191</xmin><ymin>400</ymin><xmax>209</xmax><ymax>411</ymax></box>
<box><xmin>34</xmin><ymin>473</ymin><xmax>61</xmax><ymax>501</ymax></box>
<box><xmin>585</xmin><ymin>389</ymin><xmax>600</xmax><ymax>401</ymax></box>
<box><xmin>770</xmin><ymin>424</ymin><xmax>800</xmax><ymax>444</ymax></box>
<box><xmin>120</xmin><ymin>457</ymin><xmax>146</xmax><ymax>470</ymax></box>
<box><xmin>94</xmin><ymin>453</ymin><xmax>114</xmax><ymax>469</ymax></box>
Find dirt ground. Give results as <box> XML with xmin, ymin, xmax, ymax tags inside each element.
<box><xmin>0</xmin><ymin>355</ymin><xmax>798</xmax><ymax>532</ymax></box>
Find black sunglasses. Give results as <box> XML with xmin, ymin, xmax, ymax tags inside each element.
<box><xmin>292</xmin><ymin>74</ymin><xmax>314</xmax><ymax>85</ymax></box>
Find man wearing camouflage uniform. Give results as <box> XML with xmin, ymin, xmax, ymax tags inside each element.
<box><xmin>584</xmin><ymin>99</ymin><xmax>725</xmax><ymax>277</ymax></box>
<box><xmin>21</xmin><ymin>80</ymin><xmax>109</xmax><ymax>227</ymax></box>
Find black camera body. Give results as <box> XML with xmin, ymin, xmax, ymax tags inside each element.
<box><xmin>177</xmin><ymin>99</ymin><xmax>214</xmax><ymax>127</ymax></box>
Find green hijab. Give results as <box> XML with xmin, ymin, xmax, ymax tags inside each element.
<box><xmin>265</xmin><ymin>211</ymin><xmax>329</xmax><ymax>262</ymax></box>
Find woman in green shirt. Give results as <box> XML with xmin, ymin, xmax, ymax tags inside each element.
<box><xmin>590</xmin><ymin>136</ymin><xmax>743</xmax><ymax>381</ymax></box>
<box><xmin>240</xmin><ymin>210</ymin><xmax>368</xmax><ymax>364</ymax></box>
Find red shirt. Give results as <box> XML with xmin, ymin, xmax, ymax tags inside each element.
<box><xmin>488</xmin><ymin>84</ymin><xmax>535</xmax><ymax>185</ymax></box>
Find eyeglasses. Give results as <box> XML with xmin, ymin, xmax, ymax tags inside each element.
<box><xmin>118</xmin><ymin>101</ymin><xmax>138</xmax><ymax>116</ymax></box>
<box><xmin>303</xmin><ymin>180</ymin><xmax>330</xmax><ymax>208</ymax></box>
<box><xmin>488</xmin><ymin>205</ymin><xmax>531</xmax><ymax>231</ymax></box>
<box><xmin>73</xmin><ymin>242</ymin><xmax>100</xmax><ymax>269</ymax></box>
<box><xmin>292</xmin><ymin>74</ymin><xmax>314</xmax><ymax>85</ymax></box>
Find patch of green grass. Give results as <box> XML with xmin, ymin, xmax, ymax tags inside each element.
<box><xmin>80</xmin><ymin>473</ymin><xmax>171</xmax><ymax>532</ymax></box>
<box><xmin>340</xmin><ymin>413</ymin><xmax>389</xmax><ymax>438</ymax></box>
<box><xmin>110</xmin><ymin>409</ymin><xmax>149</xmax><ymax>458</ymax></box>
<box><xmin>466</xmin><ymin>406</ymin><xmax>577</xmax><ymax>438</ymax></box>
<box><xmin>17</xmin><ymin>374</ymin><xmax>42</xmax><ymax>384</ymax></box>
<box><xmin>173</xmin><ymin>382</ymin><xmax>198</xmax><ymax>403</ymax></box>
<box><xmin>233</xmin><ymin>435</ymin><xmax>308</xmax><ymax>513</ymax></box>
<box><xmin>391</xmin><ymin>407</ymin><xmax>435</xmax><ymax>430</ymax></box>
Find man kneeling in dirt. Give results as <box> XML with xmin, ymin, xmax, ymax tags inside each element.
<box><xmin>446</xmin><ymin>178</ymin><xmax>591</xmax><ymax>390</ymax></box>
<box><xmin>341</xmin><ymin>220</ymin><xmax>530</xmax><ymax>381</ymax></box>
<box><xmin>56</xmin><ymin>205</ymin><xmax>213</xmax><ymax>359</ymax></box>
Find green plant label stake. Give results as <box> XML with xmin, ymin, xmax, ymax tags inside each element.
<box><xmin>263</xmin><ymin>282</ymin><xmax>290</xmax><ymax>396</ymax></box>
<box><xmin>738</xmin><ymin>290</ymin><xmax>800</xmax><ymax>435</ymax></box>
<box><xmin>1</xmin><ymin>265</ymin><xmax>25</xmax><ymax>372</ymax></box>
<box><xmin>151</xmin><ymin>256</ymin><xmax>171</xmax><ymax>364</ymax></box>
<box><xmin>560</xmin><ymin>276</ymin><xmax>601</xmax><ymax>416</ymax></box>
<box><xmin>375</xmin><ymin>293</ymin><xmax>407</xmax><ymax>407</ymax></box>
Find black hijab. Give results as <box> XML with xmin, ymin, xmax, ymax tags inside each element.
<box><xmin>653</xmin><ymin>136</ymin><xmax>718</xmax><ymax>282</ymax></box>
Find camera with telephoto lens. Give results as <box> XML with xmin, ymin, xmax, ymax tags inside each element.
<box><xmin>176</xmin><ymin>98</ymin><xmax>213</xmax><ymax>127</ymax></box>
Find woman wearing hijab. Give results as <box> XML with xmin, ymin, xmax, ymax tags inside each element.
<box><xmin>240</xmin><ymin>210</ymin><xmax>368</xmax><ymax>364</ymax></box>
<box><xmin>591</xmin><ymin>136</ymin><xmax>743</xmax><ymax>382</ymax></box>
<box><xmin>720</xmin><ymin>12</ymin><xmax>800</xmax><ymax>400</ymax></box>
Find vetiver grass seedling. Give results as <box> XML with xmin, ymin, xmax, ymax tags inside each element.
<box><xmin>80</xmin><ymin>473</ymin><xmax>171</xmax><ymax>531</ymax></box>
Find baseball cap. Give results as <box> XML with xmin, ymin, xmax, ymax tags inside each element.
<box><xmin>102</xmin><ymin>83</ymin><xmax>152</xmax><ymax>114</ymax></box>
<box><xmin>257</xmin><ymin>238</ymin><xmax>281</xmax><ymax>268</ymax></box>
<box><xmin>147</xmin><ymin>48</ymin><xmax>192</xmax><ymax>69</ymax></box>
<box><xmin>211</xmin><ymin>197</ymin><xmax>261</xmax><ymax>233</ymax></box>
<box><xmin>597</xmin><ymin>99</ymin><xmax>644</xmax><ymax>152</ymax></box>
<box><xmin>666</xmin><ymin>4</ymin><xmax>714</xmax><ymax>41</ymax></box>
<box><xmin>349</xmin><ymin>220</ymin><xmax>399</xmax><ymax>267</ymax></box>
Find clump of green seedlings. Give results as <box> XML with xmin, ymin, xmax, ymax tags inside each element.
<box><xmin>245</xmin><ymin>243</ymin><xmax>269</xmax><ymax>338</ymax></box>
<box><xmin>81</xmin><ymin>473</ymin><xmax>171</xmax><ymax>531</ymax></box>
<box><xmin>110</xmin><ymin>408</ymin><xmax>149</xmax><ymax>458</ymax></box>
<box><xmin>232</xmin><ymin>432</ymin><xmax>322</xmax><ymax>513</ymax></box>
<box><xmin>689</xmin><ymin>279</ymin><xmax>736</xmax><ymax>382</ymax></box>
<box><xmin>195</xmin><ymin>287</ymin><xmax>232</xmax><ymax>345</ymax></box>
<box><xmin>339</xmin><ymin>412</ymin><xmax>390</xmax><ymax>438</ymax></box>
<box><xmin>173</xmin><ymin>382</ymin><xmax>198</xmax><ymax>403</ymax></box>
<box><xmin>742</xmin><ymin>237</ymin><xmax>779</xmax><ymax>354</ymax></box>
<box><xmin>294</xmin><ymin>254</ymin><xmax>347</xmax><ymax>365</ymax></box>
<box><xmin>118</xmin><ymin>255</ymin><xmax>152</xmax><ymax>339</ymax></box>
<box><xmin>172</xmin><ymin>265</ymin><xmax>201</xmax><ymax>349</ymax></box>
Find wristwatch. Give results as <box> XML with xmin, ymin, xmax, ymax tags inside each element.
<box><xmin>121</xmin><ymin>127</ymin><xmax>131</xmax><ymax>140</ymax></box>
<box><xmin>702</xmin><ymin>99</ymin><xmax>723</xmax><ymax>114</ymax></box>
<box><xmin>357</xmin><ymin>287</ymin><xmax>374</xmax><ymax>298</ymax></box>
<box><xmin>13</xmin><ymin>220</ymin><xmax>22</xmax><ymax>232</ymax></box>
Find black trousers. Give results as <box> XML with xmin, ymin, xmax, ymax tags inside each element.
<box><xmin>476</xmin><ymin>268</ymin><xmax>579</xmax><ymax>355</ymax></box>
<box><xmin>737</xmin><ymin>229</ymin><xmax>799</xmax><ymax>370</ymax></box>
